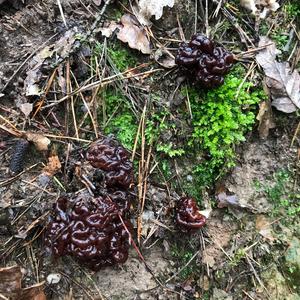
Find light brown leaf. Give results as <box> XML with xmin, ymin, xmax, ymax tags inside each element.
<box><xmin>117</xmin><ymin>14</ymin><xmax>151</xmax><ymax>54</ymax></box>
<box><xmin>256</xmin><ymin>215</ymin><xmax>275</xmax><ymax>242</ymax></box>
<box><xmin>99</xmin><ymin>21</ymin><xmax>121</xmax><ymax>38</ymax></box>
<box><xmin>137</xmin><ymin>0</ymin><xmax>174</xmax><ymax>25</ymax></box>
<box><xmin>0</xmin><ymin>265</ymin><xmax>22</xmax><ymax>298</ymax></box>
<box><xmin>256</xmin><ymin>100</ymin><xmax>276</xmax><ymax>139</ymax></box>
<box><xmin>256</xmin><ymin>36</ymin><xmax>300</xmax><ymax>113</ymax></box>
<box><xmin>0</xmin><ymin>265</ymin><xmax>46</xmax><ymax>300</ymax></box>
<box><xmin>19</xmin><ymin>103</ymin><xmax>33</xmax><ymax>117</ymax></box>
<box><xmin>43</xmin><ymin>155</ymin><xmax>61</xmax><ymax>176</ymax></box>
<box><xmin>154</xmin><ymin>48</ymin><xmax>176</xmax><ymax>68</ymax></box>
<box><xmin>25</xmin><ymin>132</ymin><xmax>51</xmax><ymax>151</ymax></box>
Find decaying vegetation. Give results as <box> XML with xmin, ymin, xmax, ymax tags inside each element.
<box><xmin>0</xmin><ymin>0</ymin><xmax>299</xmax><ymax>299</ymax></box>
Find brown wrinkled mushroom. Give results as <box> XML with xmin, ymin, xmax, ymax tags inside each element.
<box><xmin>175</xmin><ymin>34</ymin><xmax>234</xmax><ymax>88</ymax></box>
<box><xmin>45</xmin><ymin>193</ymin><xmax>133</xmax><ymax>271</ymax></box>
<box><xmin>86</xmin><ymin>137</ymin><xmax>133</xmax><ymax>188</ymax></box>
<box><xmin>176</xmin><ymin>197</ymin><xmax>206</xmax><ymax>232</ymax></box>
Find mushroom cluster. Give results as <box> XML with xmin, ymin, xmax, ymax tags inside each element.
<box><xmin>175</xmin><ymin>34</ymin><xmax>234</xmax><ymax>88</ymax></box>
<box><xmin>45</xmin><ymin>137</ymin><xmax>134</xmax><ymax>270</ymax></box>
<box><xmin>86</xmin><ymin>137</ymin><xmax>133</xmax><ymax>189</ymax></box>
<box><xmin>45</xmin><ymin>194</ymin><xmax>132</xmax><ymax>271</ymax></box>
<box><xmin>176</xmin><ymin>197</ymin><xmax>206</xmax><ymax>232</ymax></box>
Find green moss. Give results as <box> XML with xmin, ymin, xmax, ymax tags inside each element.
<box><xmin>255</xmin><ymin>169</ymin><xmax>300</xmax><ymax>219</ymax></box>
<box><xmin>183</xmin><ymin>73</ymin><xmax>265</xmax><ymax>186</ymax></box>
<box><xmin>99</xmin><ymin>89</ymin><xmax>138</xmax><ymax>150</ymax></box>
<box><xmin>93</xmin><ymin>41</ymin><xmax>137</xmax><ymax>72</ymax></box>
<box><xmin>171</xmin><ymin>244</ymin><xmax>198</xmax><ymax>280</ymax></box>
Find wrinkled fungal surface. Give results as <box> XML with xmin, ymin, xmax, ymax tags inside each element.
<box><xmin>175</xmin><ymin>34</ymin><xmax>234</xmax><ymax>88</ymax></box>
<box><xmin>176</xmin><ymin>197</ymin><xmax>206</xmax><ymax>232</ymax></box>
<box><xmin>45</xmin><ymin>193</ymin><xmax>133</xmax><ymax>271</ymax></box>
<box><xmin>86</xmin><ymin>137</ymin><xmax>133</xmax><ymax>188</ymax></box>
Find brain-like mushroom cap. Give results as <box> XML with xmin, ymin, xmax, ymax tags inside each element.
<box><xmin>45</xmin><ymin>193</ymin><xmax>133</xmax><ymax>271</ymax></box>
<box><xmin>175</xmin><ymin>34</ymin><xmax>234</xmax><ymax>88</ymax></box>
<box><xmin>176</xmin><ymin>197</ymin><xmax>206</xmax><ymax>232</ymax></box>
<box><xmin>86</xmin><ymin>137</ymin><xmax>133</xmax><ymax>189</ymax></box>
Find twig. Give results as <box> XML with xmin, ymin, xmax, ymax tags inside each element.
<box><xmin>57</xmin><ymin>0</ymin><xmax>67</xmax><ymax>28</ymax></box>
<box><xmin>42</xmin><ymin>68</ymin><xmax>162</xmax><ymax>110</ymax></box>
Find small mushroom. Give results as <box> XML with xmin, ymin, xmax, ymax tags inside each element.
<box><xmin>176</xmin><ymin>197</ymin><xmax>206</xmax><ymax>232</ymax></box>
<box><xmin>175</xmin><ymin>34</ymin><xmax>234</xmax><ymax>88</ymax></box>
<box><xmin>86</xmin><ymin>137</ymin><xmax>133</xmax><ymax>188</ymax></box>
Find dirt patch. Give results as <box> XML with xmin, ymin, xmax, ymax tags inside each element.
<box><xmin>0</xmin><ymin>0</ymin><xmax>299</xmax><ymax>299</ymax></box>
<box><xmin>224</xmin><ymin>129</ymin><xmax>298</xmax><ymax>213</ymax></box>
<box><xmin>202</xmin><ymin>214</ymin><xmax>237</xmax><ymax>269</ymax></box>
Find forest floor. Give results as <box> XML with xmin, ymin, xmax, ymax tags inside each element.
<box><xmin>0</xmin><ymin>0</ymin><xmax>299</xmax><ymax>299</ymax></box>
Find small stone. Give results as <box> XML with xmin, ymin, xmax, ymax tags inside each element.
<box><xmin>46</xmin><ymin>273</ymin><xmax>61</xmax><ymax>284</ymax></box>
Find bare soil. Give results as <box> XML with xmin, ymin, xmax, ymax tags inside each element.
<box><xmin>0</xmin><ymin>0</ymin><xmax>299</xmax><ymax>300</ymax></box>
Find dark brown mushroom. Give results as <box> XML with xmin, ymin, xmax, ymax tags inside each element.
<box><xmin>176</xmin><ymin>197</ymin><xmax>206</xmax><ymax>232</ymax></box>
<box><xmin>45</xmin><ymin>193</ymin><xmax>133</xmax><ymax>271</ymax></box>
<box><xmin>86</xmin><ymin>137</ymin><xmax>133</xmax><ymax>189</ymax></box>
<box><xmin>175</xmin><ymin>34</ymin><xmax>234</xmax><ymax>88</ymax></box>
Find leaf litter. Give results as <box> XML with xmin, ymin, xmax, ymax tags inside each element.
<box><xmin>0</xmin><ymin>0</ymin><xmax>300</xmax><ymax>299</ymax></box>
<box><xmin>256</xmin><ymin>36</ymin><xmax>300</xmax><ymax>113</ymax></box>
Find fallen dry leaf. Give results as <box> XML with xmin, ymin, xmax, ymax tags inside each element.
<box><xmin>24</xmin><ymin>132</ymin><xmax>51</xmax><ymax>151</ymax></box>
<box><xmin>24</xmin><ymin>28</ymin><xmax>79</xmax><ymax>96</ymax></box>
<box><xmin>215</xmin><ymin>185</ymin><xmax>260</xmax><ymax>212</ymax></box>
<box><xmin>19</xmin><ymin>103</ymin><xmax>33</xmax><ymax>118</ymax></box>
<box><xmin>256</xmin><ymin>215</ymin><xmax>275</xmax><ymax>242</ymax></box>
<box><xmin>256</xmin><ymin>36</ymin><xmax>300</xmax><ymax>113</ymax></box>
<box><xmin>240</xmin><ymin>0</ymin><xmax>280</xmax><ymax>18</ymax></box>
<box><xmin>92</xmin><ymin>0</ymin><xmax>101</xmax><ymax>5</ymax></box>
<box><xmin>0</xmin><ymin>265</ymin><xmax>46</xmax><ymax>300</ymax></box>
<box><xmin>99</xmin><ymin>21</ymin><xmax>121</xmax><ymax>38</ymax></box>
<box><xmin>256</xmin><ymin>99</ymin><xmax>276</xmax><ymax>139</ymax></box>
<box><xmin>0</xmin><ymin>265</ymin><xmax>21</xmax><ymax>298</ymax></box>
<box><xmin>42</xmin><ymin>154</ymin><xmax>61</xmax><ymax>176</ymax></box>
<box><xmin>216</xmin><ymin>186</ymin><xmax>240</xmax><ymax>208</ymax></box>
<box><xmin>137</xmin><ymin>0</ymin><xmax>174</xmax><ymax>25</ymax></box>
<box><xmin>154</xmin><ymin>48</ymin><xmax>176</xmax><ymax>68</ymax></box>
<box><xmin>117</xmin><ymin>14</ymin><xmax>151</xmax><ymax>54</ymax></box>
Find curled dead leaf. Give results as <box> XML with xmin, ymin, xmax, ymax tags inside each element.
<box><xmin>43</xmin><ymin>155</ymin><xmax>61</xmax><ymax>176</ymax></box>
<box><xmin>0</xmin><ymin>265</ymin><xmax>46</xmax><ymax>300</ymax></box>
<box><xmin>137</xmin><ymin>0</ymin><xmax>175</xmax><ymax>25</ymax></box>
<box><xmin>255</xmin><ymin>215</ymin><xmax>275</xmax><ymax>242</ymax></box>
<box><xmin>92</xmin><ymin>0</ymin><xmax>101</xmax><ymax>5</ymax></box>
<box><xmin>99</xmin><ymin>21</ymin><xmax>121</xmax><ymax>38</ymax></box>
<box><xmin>215</xmin><ymin>185</ymin><xmax>258</xmax><ymax>212</ymax></box>
<box><xmin>240</xmin><ymin>0</ymin><xmax>279</xmax><ymax>19</ymax></box>
<box><xmin>24</xmin><ymin>132</ymin><xmax>51</xmax><ymax>151</ymax></box>
<box><xmin>256</xmin><ymin>36</ymin><xmax>300</xmax><ymax>113</ymax></box>
<box><xmin>154</xmin><ymin>48</ymin><xmax>176</xmax><ymax>68</ymax></box>
<box><xmin>19</xmin><ymin>103</ymin><xmax>33</xmax><ymax>118</ymax></box>
<box><xmin>117</xmin><ymin>14</ymin><xmax>151</xmax><ymax>54</ymax></box>
<box><xmin>256</xmin><ymin>100</ymin><xmax>276</xmax><ymax>139</ymax></box>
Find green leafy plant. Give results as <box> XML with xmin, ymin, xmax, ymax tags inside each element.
<box><xmin>185</xmin><ymin>74</ymin><xmax>265</xmax><ymax>185</ymax></box>
<box><xmin>285</xmin><ymin>0</ymin><xmax>300</xmax><ymax>19</ymax></box>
